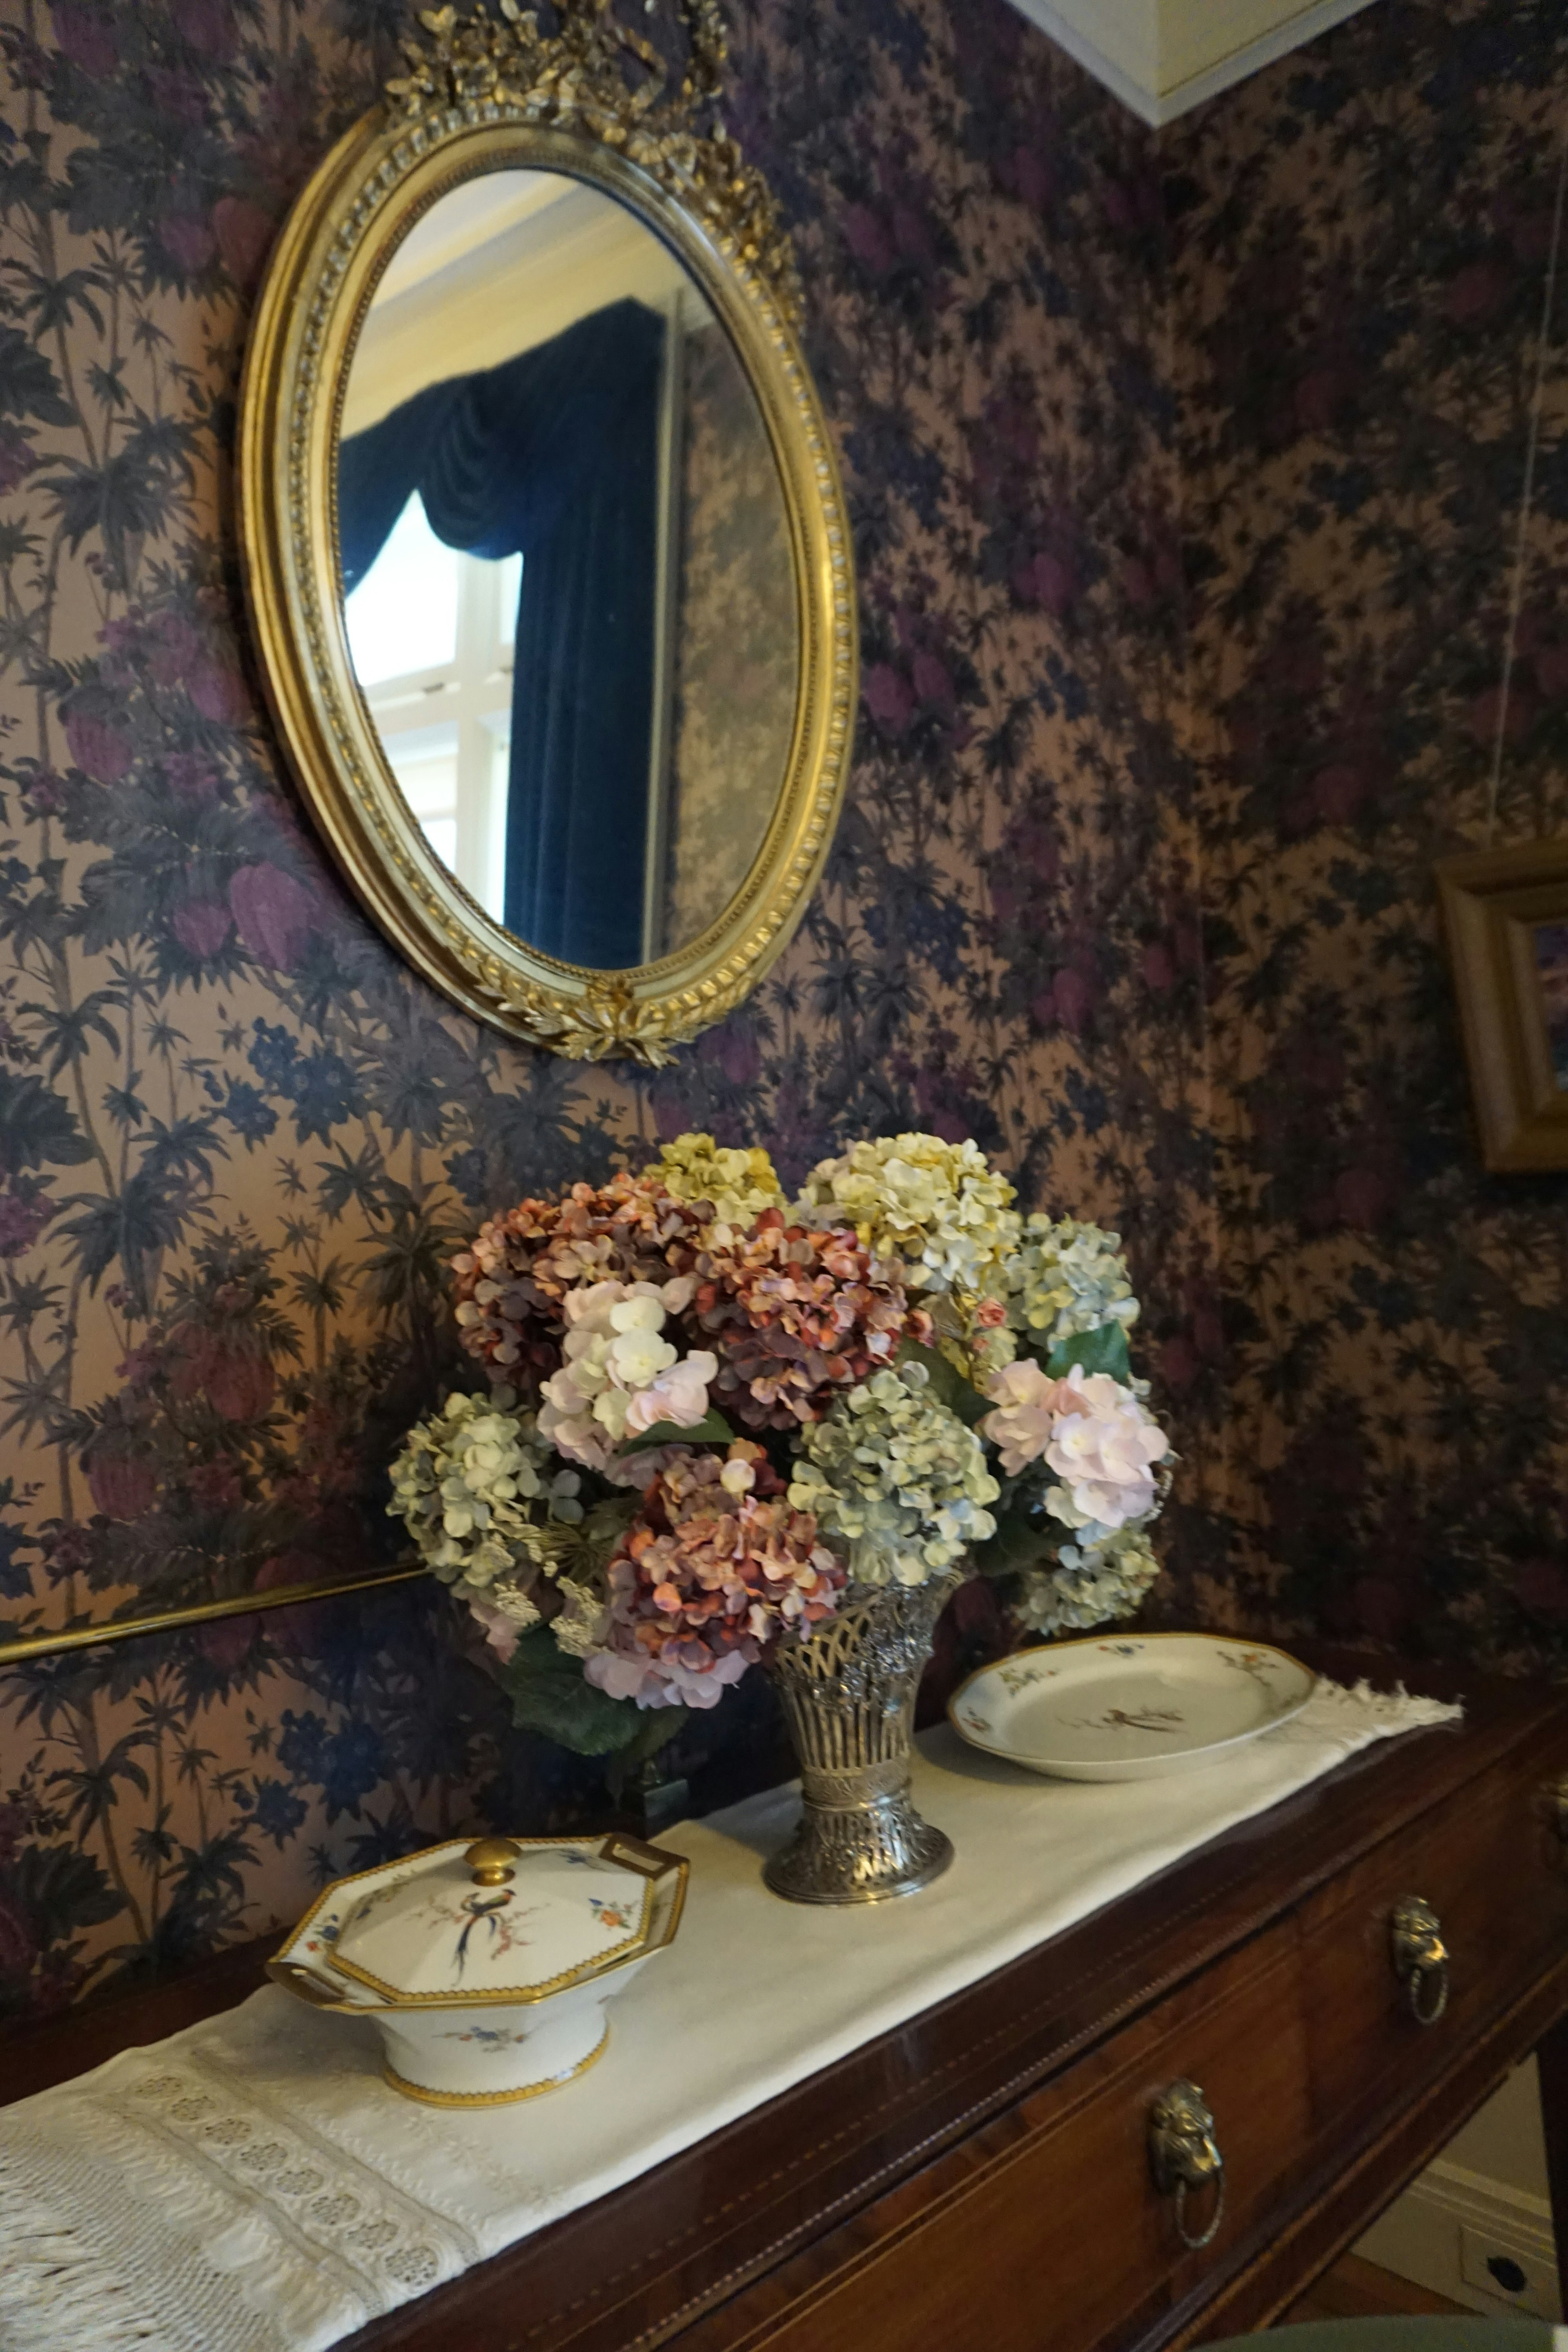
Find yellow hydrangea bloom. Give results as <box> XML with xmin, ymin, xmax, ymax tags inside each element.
<box><xmin>644</xmin><ymin>1132</ymin><xmax>786</xmax><ymax>1229</ymax></box>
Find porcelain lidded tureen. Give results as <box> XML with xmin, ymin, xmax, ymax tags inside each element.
<box><xmin>269</xmin><ymin>1831</ymin><xmax>688</xmax><ymax>2105</ymax></box>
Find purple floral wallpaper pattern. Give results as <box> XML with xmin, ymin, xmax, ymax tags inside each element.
<box><xmin>4</xmin><ymin>0</ymin><xmax>1564</xmax><ymax>2037</ymax></box>
<box><xmin>0</xmin><ymin>0</ymin><xmax>1212</xmax><ymax>2025</ymax></box>
<box><xmin>1168</xmin><ymin>0</ymin><xmax>1568</xmax><ymax>1667</ymax></box>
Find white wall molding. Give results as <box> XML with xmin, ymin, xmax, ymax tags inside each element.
<box><xmin>1004</xmin><ymin>0</ymin><xmax>1381</xmax><ymax>125</ymax></box>
<box><xmin>1356</xmin><ymin>2158</ymin><xmax>1562</xmax><ymax>2324</ymax></box>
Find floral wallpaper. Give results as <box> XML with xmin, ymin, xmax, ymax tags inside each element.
<box><xmin>8</xmin><ymin>0</ymin><xmax>1561</xmax><ymax>2037</ymax></box>
<box><xmin>1168</xmin><ymin>0</ymin><xmax>1568</xmax><ymax>1667</ymax></box>
<box><xmin>0</xmin><ymin>0</ymin><xmax>1212</xmax><ymax>2026</ymax></box>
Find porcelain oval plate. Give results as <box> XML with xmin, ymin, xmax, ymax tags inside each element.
<box><xmin>948</xmin><ymin>1634</ymin><xmax>1316</xmax><ymax>1781</ymax></box>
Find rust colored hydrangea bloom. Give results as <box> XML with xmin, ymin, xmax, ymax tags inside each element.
<box><xmin>451</xmin><ymin>1175</ymin><xmax>703</xmax><ymax>1388</ymax></box>
<box><xmin>585</xmin><ymin>1442</ymin><xmax>846</xmax><ymax>1710</ymax></box>
<box><xmin>684</xmin><ymin>1209</ymin><xmax>932</xmax><ymax>1429</ymax></box>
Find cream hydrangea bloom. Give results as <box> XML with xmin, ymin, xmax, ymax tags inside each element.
<box><xmin>539</xmin><ymin>1278</ymin><xmax>716</xmax><ymax>1467</ymax></box>
<box><xmin>644</xmin><ymin>1132</ymin><xmax>786</xmax><ymax>1229</ymax></box>
<box><xmin>795</xmin><ymin>1132</ymin><xmax>1022</xmax><ymax>1297</ymax></box>
<box><xmin>549</xmin><ymin>1574</ymin><xmax>608</xmax><ymax>1660</ymax></box>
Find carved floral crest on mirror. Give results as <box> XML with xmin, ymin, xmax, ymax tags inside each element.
<box><xmin>239</xmin><ymin>0</ymin><xmax>855</xmax><ymax>1064</ymax></box>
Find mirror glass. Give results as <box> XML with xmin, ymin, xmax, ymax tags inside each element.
<box><xmin>338</xmin><ymin>169</ymin><xmax>800</xmax><ymax>969</ymax></box>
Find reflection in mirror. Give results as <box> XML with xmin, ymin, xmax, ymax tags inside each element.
<box><xmin>338</xmin><ymin>169</ymin><xmax>797</xmax><ymax>969</ymax></box>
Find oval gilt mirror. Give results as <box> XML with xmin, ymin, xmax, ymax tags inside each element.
<box><xmin>239</xmin><ymin>0</ymin><xmax>854</xmax><ymax>1063</ymax></box>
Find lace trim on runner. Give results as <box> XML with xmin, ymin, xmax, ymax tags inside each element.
<box><xmin>0</xmin><ymin>2047</ymin><xmax>480</xmax><ymax>2352</ymax></box>
<box><xmin>179</xmin><ymin>2010</ymin><xmax>561</xmax><ymax>2229</ymax></box>
<box><xmin>1272</xmin><ymin>1679</ymin><xmax>1463</xmax><ymax>1745</ymax></box>
<box><xmin>0</xmin><ymin>2098</ymin><xmax>305</xmax><ymax>2352</ymax></box>
<box><xmin>114</xmin><ymin>2058</ymin><xmax>471</xmax><ymax>2296</ymax></box>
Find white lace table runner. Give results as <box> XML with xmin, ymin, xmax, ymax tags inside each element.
<box><xmin>0</xmin><ymin>1679</ymin><xmax>1460</xmax><ymax>2352</ymax></box>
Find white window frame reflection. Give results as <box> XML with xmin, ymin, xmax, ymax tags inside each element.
<box><xmin>344</xmin><ymin>492</ymin><xmax>520</xmax><ymax>928</ymax></box>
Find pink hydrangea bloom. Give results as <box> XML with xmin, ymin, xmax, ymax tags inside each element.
<box><xmin>468</xmin><ymin>1597</ymin><xmax>525</xmax><ymax>1664</ymax></box>
<box><xmin>1042</xmin><ymin>1366</ymin><xmax>1167</xmax><ymax>1527</ymax></box>
<box><xmin>537</xmin><ymin>1279</ymin><xmax>716</xmax><ymax>1468</ymax></box>
<box><xmin>982</xmin><ymin>1360</ymin><xmax>1168</xmax><ymax>1526</ymax></box>
<box><xmin>623</xmin><ymin>1349</ymin><xmax>718</xmax><ymax>1435</ymax></box>
<box><xmin>979</xmin><ymin>1356</ymin><xmax>1064</xmax><ymax>1475</ymax></box>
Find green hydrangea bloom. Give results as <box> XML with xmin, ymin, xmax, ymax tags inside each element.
<box><xmin>1013</xmin><ymin>1522</ymin><xmax>1161</xmax><ymax>1637</ymax></box>
<box><xmin>788</xmin><ymin>1361</ymin><xmax>1000</xmax><ymax>1588</ymax></box>
<box><xmin>1007</xmin><ymin>1215</ymin><xmax>1139</xmax><ymax>1346</ymax></box>
<box><xmin>387</xmin><ymin>1390</ymin><xmax>581</xmax><ymax>1598</ymax></box>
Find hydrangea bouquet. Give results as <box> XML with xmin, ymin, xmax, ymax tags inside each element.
<box><xmin>389</xmin><ymin>1133</ymin><xmax>1171</xmax><ymax>1768</ymax></box>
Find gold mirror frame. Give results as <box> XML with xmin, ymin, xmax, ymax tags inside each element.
<box><xmin>238</xmin><ymin>0</ymin><xmax>855</xmax><ymax>1066</ymax></box>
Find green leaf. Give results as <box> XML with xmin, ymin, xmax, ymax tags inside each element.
<box><xmin>0</xmin><ymin>325</ymin><xmax>71</xmax><ymax>426</ymax></box>
<box><xmin>497</xmin><ymin>1628</ymin><xmax>655</xmax><ymax>1757</ymax></box>
<box><xmin>617</xmin><ymin>1707</ymin><xmax>688</xmax><ymax>1776</ymax></box>
<box><xmin>619</xmin><ymin>1408</ymin><xmax>734</xmax><ymax>1454</ymax></box>
<box><xmin>0</xmin><ymin>1071</ymin><xmax>91</xmax><ymax>1177</ymax></box>
<box><xmin>1045</xmin><ymin>1324</ymin><xmax>1131</xmax><ymax>1384</ymax></box>
<box><xmin>972</xmin><ymin>1505</ymin><xmax>1059</xmax><ymax>1581</ymax></box>
<box><xmin>13</xmin><ymin>1841</ymin><xmax>124</xmax><ymax>1942</ymax></box>
<box><xmin>897</xmin><ymin>1337</ymin><xmax>992</xmax><ymax>1428</ymax></box>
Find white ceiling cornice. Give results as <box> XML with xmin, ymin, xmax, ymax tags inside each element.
<box><xmin>1004</xmin><ymin>0</ymin><xmax>1380</xmax><ymax>126</ymax></box>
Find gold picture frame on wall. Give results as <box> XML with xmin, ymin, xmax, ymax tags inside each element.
<box><xmin>237</xmin><ymin>0</ymin><xmax>856</xmax><ymax>1067</ymax></box>
<box><xmin>1437</xmin><ymin>836</ymin><xmax>1568</xmax><ymax>1172</ymax></box>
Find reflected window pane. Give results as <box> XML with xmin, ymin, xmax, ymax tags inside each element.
<box><xmin>345</xmin><ymin>494</ymin><xmax>459</xmax><ymax>684</ymax></box>
<box><xmin>421</xmin><ymin>814</ymin><xmax>458</xmax><ymax>870</ymax></box>
<box><xmin>495</xmin><ymin>552</ymin><xmax>522</xmax><ymax>657</ymax></box>
<box><xmin>477</xmin><ymin>712</ymin><xmax>512</xmax><ymax>927</ymax></box>
<box><xmin>384</xmin><ymin>722</ymin><xmax>459</xmax><ymax>851</ymax></box>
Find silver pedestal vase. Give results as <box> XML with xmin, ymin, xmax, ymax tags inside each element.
<box><xmin>764</xmin><ymin>1570</ymin><xmax>960</xmax><ymax>1904</ymax></box>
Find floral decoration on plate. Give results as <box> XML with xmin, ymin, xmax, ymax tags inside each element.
<box><xmin>948</xmin><ymin>1633</ymin><xmax>1316</xmax><ymax>1781</ymax></box>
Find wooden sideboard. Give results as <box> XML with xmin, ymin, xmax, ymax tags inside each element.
<box><xmin>8</xmin><ymin>1654</ymin><xmax>1568</xmax><ymax>2350</ymax></box>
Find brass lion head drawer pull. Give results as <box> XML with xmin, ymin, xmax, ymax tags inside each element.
<box><xmin>1149</xmin><ymin>2078</ymin><xmax>1227</xmax><ymax>2250</ymax></box>
<box><xmin>1391</xmin><ymin>1895</ymin><xmax>1450</xmax><ymax>2024</ymax></box>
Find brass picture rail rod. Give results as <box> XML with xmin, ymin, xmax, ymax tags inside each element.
<box><xmin>0</xmin><ymin>1564</ymin><xmax>432</xmax><ymax>1668</ymax></box>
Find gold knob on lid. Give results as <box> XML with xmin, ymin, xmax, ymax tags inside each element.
<box><xmin>464</xmin><ymin>1837</ymin><xmax>522</xmax><ymax>1888</ymax></box>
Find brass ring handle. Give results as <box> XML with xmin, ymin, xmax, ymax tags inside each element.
<box><xmin>1391</xmin><ymin>1896</ymin><xmax>1450</xmax><ymax>2025</ymax></box>
<box><xmin>1174</xmin><ymin>2170</ymin><xmax>1227</xmax><ymax>2252</ymax></box>
<box><xmin>1408</xmin><ymin>1964</ymin><xmax>1450</xmax><ymax>2025</ymax></box>
<box><xmin>598</xmin><ymin>1831</ymin><xmax>685</xmax><ymax>1878</ymax></box>
<box><xmin>1149</xmin><ymin>2079</ymin><xmax>1227</xmax><ymax>2251</ymax></box>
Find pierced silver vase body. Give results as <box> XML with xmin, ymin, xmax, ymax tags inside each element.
<box><xmin>764</xmin><ymin>1572</ymin><xmax>958</xmax><ymax>1904</ymax></box>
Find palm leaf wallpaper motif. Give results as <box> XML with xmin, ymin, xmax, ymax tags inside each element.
<box><xmin>0</xmin><ymin>0</ymin><xmax>1210</xmax><ymax>2024</ymax></box>
<box><xmin>0</xmin><ymin>0</ymin><xmax>1564</xmax><ymax>2028</ymax></box>
<box><xmin>1169</xmin><ymin>0</ymin><xmax>1568</xmax><ymax>1654</ymax></box>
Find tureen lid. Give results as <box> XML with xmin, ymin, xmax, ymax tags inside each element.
<box><xmin>276</xmin><ymin>1832</ymin><xmax>687</xmax><ymax>2009</ymax></box>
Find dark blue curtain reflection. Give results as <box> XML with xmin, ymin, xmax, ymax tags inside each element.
<box><xmin>338</xmin><ymin>298</ymin><xmax>664</xmax><ymax>968</ymax></box>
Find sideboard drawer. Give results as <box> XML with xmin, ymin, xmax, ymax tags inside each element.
<box><xmin>1301</xmin><ymin>1742</ymin><xmax>1568</xmax><ymax>2131</ymax></box>
<box><xmin>743</xmin><ymin>1928</ymin><xmax>1310</xmax><ymax>2352</ymax></box>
